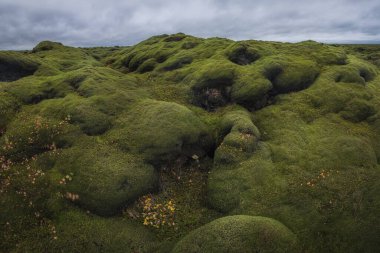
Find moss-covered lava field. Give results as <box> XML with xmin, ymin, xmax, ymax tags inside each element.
<box><xmin>1</xmin><ymin>33</ymin><xmax>380</xmax><ymax>252</ymax></box>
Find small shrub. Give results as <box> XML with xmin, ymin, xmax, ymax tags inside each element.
<box><xmin>139</xmin><ymin>195</ymin><xmax>176</xmax><ymax>228</ymax></box>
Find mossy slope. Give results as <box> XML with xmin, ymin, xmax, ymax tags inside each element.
<box><xmin>1</xmin><ymin>35</ymin><xmax>380</xmax><ymax>253</ymax></box>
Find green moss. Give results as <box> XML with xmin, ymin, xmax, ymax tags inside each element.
<box><xmin>6</xmin><ymin>78</ymin><xmax>71</xmax><ymax>104</ymax></box>
<box><xmin>54</xmin><ymin>141</ymin><xmax>158</xmax><ymax>216</ymax></box>
<box><xmin>163</xmin><ymin>33</ymin><xmax>187</xmax><ymax>42</ymax></box>
<box><xmin>315</xmin><ymin>135</ymin><xmax>377</xmax><ymax>169</ymax></box>
<box><xmin>137</xmin><ymin>58</ymin><xmax>157</xmax><ymax>73</ymax></box>
<box><xmin>30</xmin><ymin>41</ymin><xmax>100</xmax><ymax>72</ymax></box>
<box><xmin>128</xmin><ymin>52</ymin><xmax>152</xmax><ymax>71</ymax></box>
<box><xmin>2</xmin><ymin>34</ymin><xmax>380</xmax><ymax>253</ymax></box>
<box><xmin>181</xmin><ymin>40</ymin><xmax>200</xmax><ymax>49</ymax></box>
<box><xmin>27</xmin><ymin>94</ymin><xmax>112</xmax><ymax>135</ymax></box>
<box><xmin>333</xmin><ymin>59</ymin><xmax>377</xmax><ymax>84</ymax></box>
<box><xmin>231</xmin><ymin>74</ymin><xmax>273</xmax><ymax>108</ymax></box>
<box><xmin>226</xmin><ymin>42</ymin><xmax>261</xmax><ymax>65</ymax></box>
<box><xmin>214</xmin><ymin>109</ymin><xmax>260</xmax><ymax>165</ymax></box>
<box><xmin>294</xmin><ymin>41</ymin><xmax>348</xmax><ymax>65</ymax></box>
<box><xmin>340</xmin><ymin>98</ymin><xmax>376</xmax><ymax>122</ymax></box>
<box><xmin>186</xmin><ymin>60</ymin><xmax>237</xmax><ymax>109</ymax></box>
<box><xmin>0</xmin><ymin>92</ymin><xmax>20</xmax><ymax>131</ymax></box>
<box><xmin>107</xmin><ymin>99</ymin><xmax>212</xmax><ymax>165</ymax></box>
<box><xmin>172</xmin><ymin>215</ymin><xmax>300</xmax><ymax>253</ymax></box>
<box><xmin>160</xmin><ymin>55</ymin><xmax>193</xmax><ymax>71</ymax></box>
<box><xmin>263</xmin><ymin>56</ymin><xmax>320</xmax><ymax>93</ymax></box>
<box><xmin>334</xmin><ymin>65</ymin><xmax>367</xmax><ymax>84</ymax></box>
<box><xmin>32</xmin><ymin>41</ymin><xmax>64</xmax><ymax>53</ymax></box>
<box><xmin>208</xmin><ymin>144</ymin><xmax>275</xmax><ymax>212</ymax></box>
<box><xmin>187</xmin><ymin>61</ymin><xmax>236</xmax><ymax>90</ymax></box>
<box><xmin>0</xmin><ymin>51</ymin><xmax>39</xmax><ymax>82</ymax></box>
<box><xmin>16</xmin><ymin>209</ymin><xmax>159</xmax><ymax>253</ymax></box>
<box><xmin>0</xmin><ymin>113</ymin><xmax>72</xmax><ymax>161</ymax></box>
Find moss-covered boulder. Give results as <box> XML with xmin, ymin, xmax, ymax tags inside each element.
<box><xmin>187</xmin><ymin>61</ymin><xmax>237</xmax><ymax>110</ymax></box>
<box><xmin>334</xmin><ymin>64</ymin><xmax>377</xmax><ymax>84</ymax></box>
<box><xmin>214</xmin><ymin>109</ymin><xmax>260</xmax><ymax>166</ymax></box>
<box><xmin>32</xmin><ymin>41</ymin><xmax>64</xmax><ymax>53</ymax></box>
<box><xmin>0</xmin><ymin>114</ymin><xmax>72</xmax><ymax>161</ymax></box>
<box><xmin>231</xmin><ymin>75</ymin><xmax>273</xmax><ymax>109</ymax></box>
<box><xmin>171</xmin><ymin>215</ymin><xmax>300</xmax><ymax>253</ymax></box>
<box><xmin>6</xmin><ymin>79</ymin><xmax>71</xmax><ymax>104</ymax></box>
<box><xmin>0</xmin><ymin>52</ymin><xmax>39</xmax><ymax>82</ymax></box>
<box><xmin>226</xmin><ymin>42</ymin><xmax>261</xmax><ymax>65</ymax></box>
<box><xmin>54</xmin><ymin>143</ymin><xmax>157</xmax><ymax>216</ymax></box>
<box><xmin>30</xmin><ymin>94</ymin><xmax>116</xmax><ymax>136</ymax></box>
<box><xmin>107</xmin><ymin>99</ymin><xmax>212</xmax><ymax>165</ymax></box>
<box><xmin>263</xmin><ymin>57</ymin><xmax>319</xmax><ymax>94</ymax></box>
<box><xmin>208</xmin><ymin>144</ymin><xmax>275</xmax><ymax>212</ymax></box>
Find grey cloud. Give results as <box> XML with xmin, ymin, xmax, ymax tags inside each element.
<box><xmin>0</xmin><ymin>0</ymin><xmax>380</xmax><ymax>50</ymax></box>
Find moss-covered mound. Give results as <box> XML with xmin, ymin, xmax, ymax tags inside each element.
<box><xmin>0</xmin><ymin>114</ymin><xmax>72</xmax><ymax>161</ymax></box>
<box><xmin>0</xmin><ymin>52</ymin><xmax>39</xmax><ymax>82</ymax></box>
<box><xmin>54</xmin><ymin>142</ymin><xmax>157</xmax><ymax>216</ymax></box>
<box><xmin>107</xmin><ymin>99</ymin><xmax>212</xmax><ymax>164</ymax></box>
<box><xmin>227</xmin><ymin>42</ymin><xmax>261</xmax><ymax>65</ymax></box>
<box><xmin>32</xmin><ymin>41</ymin><xmax>64</xmax><ymax>53</ymax></box>
<box><xmin>15</xmin><ymin>210</ymin><xmax>160</xmax><ymax>253</ymax></box>
<box><xmin>214</xmin><ymin>109</ymin><xmax>260</xmax><ymax>166</ymax></box>
<box><xmin>172</xmin><ymin>215</ymin><xmax>300</xmax><ymax>253</ymax></box>
<box><xmin>188</xmin><ymin>61</ymin><xmax>237</xmax><ymax>110</ymax></box>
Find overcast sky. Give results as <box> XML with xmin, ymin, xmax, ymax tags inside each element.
<box><xmin>1</xmin><ymin>0</ymin><xmax>380</xmax><ymax>50</ymax></box>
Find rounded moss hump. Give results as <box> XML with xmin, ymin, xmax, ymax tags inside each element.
<box><xmin>226</xmin><ymin>42</ymin><xmax>261</xmax><ymax>65</ymax></box>
<box><xmin>187</xmin><ymin>60</ymin><xmax>237</xmax><ymax>110</ymax></box>
<box><xmin>55</xmin><ymin>143</ymin><xmax>158</xmax><ymax>216</ymax></box>
<box><xmin>172</xmin><ymin>215</ymin><xmax>300</xmax><ymax>253</ymax></box>
<box><xmin>107</xmin><ymin>99</ymin><xmax>213</xmax><ymax>165</ymax></box>
<box><xmin>214</xmin><ymin>109</ymin><xmax>261</xmax><ymax>165</ymax></box>
<box><xmin>32</xmin><ymin>41</ymin><xmax>64</xmax><ymax>53</ymax></box>
<box><xmin>0</xmin><ymin>52</ymin><xmax>39</xmax><ymax>82</ymax></box>
<box><xmin>263</xmin><ymin>57</ymin><xmax>319</xmax><ymax>94</ymax></box>
<box><xmin>0</xmin><ymin>113</ymin><xmax>72</xmax><ymax>161</ymax></box>
<box><xmin>231</xmin><ymin>75</ymin><xmax>273</xmax><ymax>109</ymax></box>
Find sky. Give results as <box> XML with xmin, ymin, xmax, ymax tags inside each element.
<box><xmin>1</xmin><ymin>0</ymin><xmax>380</xmax><ymax>50</ymax></box>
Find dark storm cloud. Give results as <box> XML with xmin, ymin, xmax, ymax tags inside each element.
<box><xmin>1</xmin><ymin>0</ymin><xmax>380</xmax><ymax>49</ymax></box>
